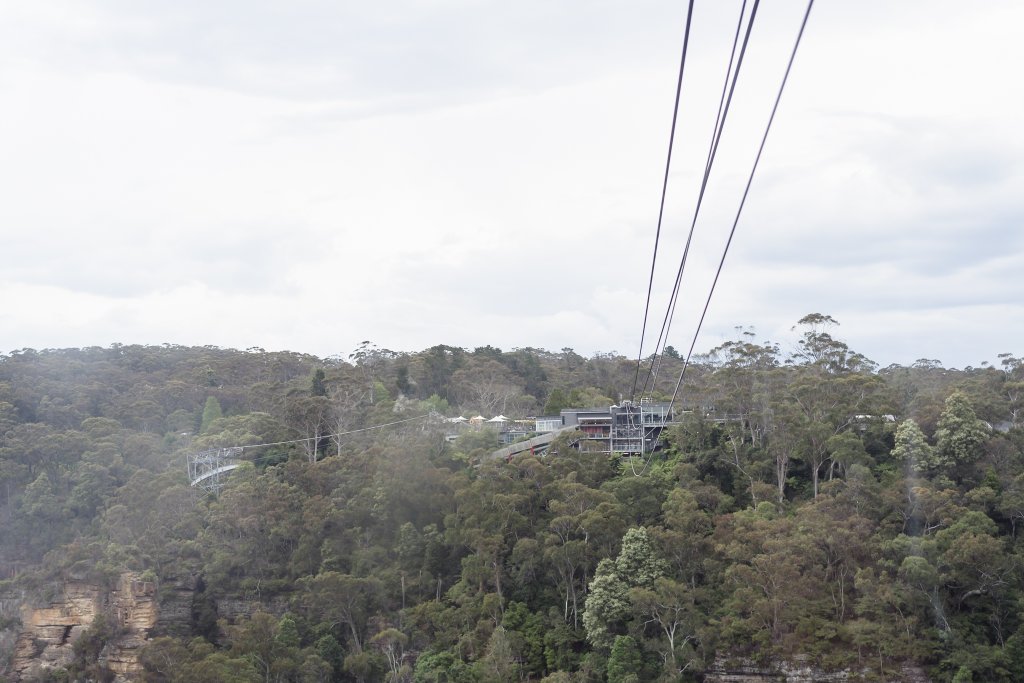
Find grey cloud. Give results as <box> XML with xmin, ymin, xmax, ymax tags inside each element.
<box><xmin>1</xmin><ymin>218</ymin><xmax>307</xmax><ymax>298</ymax></box>
<box><xmin>860</xmin><ymin>117</ymin><xmax>1021</xmax><ymax>191</ymax></box>
<box><xmin>741</xmin><ymin>207</ymin><xmax>1024</xmax><ymax>277</ymax></box>
<box><xmin>736</xmin><ymin>114</ymin><xmax>1024</xmax><ymax>276</ymax></box>
<box><xmin>395</xmin><ymin>245</ymin><xmax>590</xmax><ymax>313</ymax></box>
<box><xmin>725</xmin><ymin>248</ymin><xmax>1024</xmax><ymax>323</ymax></box>
<box><xmin>3</xmin><ymin>0</ymin><xmax>1022</xmax><ymax>370</ymax></box>
<box><xmin>17</xmin><ymin>0</ymin><xmax>689</xmax><ymax>107</ymax></box>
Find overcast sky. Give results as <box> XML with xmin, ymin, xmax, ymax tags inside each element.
<box><xmin>1</xmin><ymin>1</ymin><xmax>1021</xmax><ymax>369</ymax></box>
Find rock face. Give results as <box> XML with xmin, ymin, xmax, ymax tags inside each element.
<box><xmin>9</xmin><ymin>572</ymin><xmax>157</xmax><ymax>682</ymax></box>
<box><xmin>100</xmin><ymin>574</ymin><xmax>159</xmax><ymax>680</ymax></box>
<box><xmin>215</xmin><ymin>594</ymin><xmax>290</xmax><ymax>623</ymax></box>
<box><xmin>0</xmin><ymin>587</ymin><xmax>27</xmax><ymax>679</ymax></box>
<box><xmin>703</xmin><ymin>657</ymin><xmax>932</xmax><ymax>683</ymax></box>
<box><xmin>150</xmin><ymin>575</ymin><xmax>196</xmax><ymax>638</ymax></box>
<box><xmin>6</xmin><ymin>573</ymin><xmax>293</xmax><ymax>681</ymax></box>
<box><xmin>10</xmin><ymin>581</ymin><xmax>104</xmax><ymax>679</ymax></box>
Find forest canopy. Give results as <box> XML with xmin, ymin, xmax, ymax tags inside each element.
<box><xmin>1</xmin><ymin>321</ymin><xmax>1023</xmax><ymax>682</ymax></box>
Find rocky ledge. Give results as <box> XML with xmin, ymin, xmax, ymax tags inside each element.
<box><xmin>10</xmin><ymin>572</ymin><xmax>157</xmax><ymax>682</ymax></box>
<box><xmin>704</xmin><ymin>656</ymin><xmax>932</xmax><ymax>683</ymax></box>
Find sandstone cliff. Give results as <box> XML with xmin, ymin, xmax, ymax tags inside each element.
<box><xmin>8</xmin><ymin>572</ymin><xmax>156</xmax><ymax>682</ymax></box>
<box><xmin>6</xmin><ymin>575</ymin><xmax>936</xmax><ymax>683</ymax></box>
<box><xmin>5</xmin><ymin>573</ymin><xmax>296</xmax><ymax>681</ymax></box>
<box><xmin>703</xmin><ymin>656</ymin><xmax>932</xmax><ymax>683</ymax></box>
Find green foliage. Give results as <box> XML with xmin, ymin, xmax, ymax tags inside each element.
<box><xmin>414</xmin><ymin>650</ymin><xmax>478</xmax><ymax>683</ymax></box>
<box><xmin>584</xmin><ymin>528</ymin><xmax>668</xmax><ymax>652</ymax></box>
<box><xmin>606</xmin><ymin>635</ymin><xmax>642</xmax><ymax>683</ymax></box>
<box><xmin>199</xmin><ymin>396</ymin><xmax>223</xmax><ymax>434</ymax></box>
<box><xmin>893</xmin><ymin>418</ymin><xmax>939</xmax><ymax>474</ymax></box>
<box><xmin>67</xmin><ymin>614</ymin><xmax>117</xmax><ymax>682</ymax></box>
<box><xmin>935</xmin><ymin>390</ymin><xmax>989</xmax><ymax>483</ymax></box>
<box><xmin>502</xmin><ymin>601</ymin><xmax>546</xmax><ymax>677</ymax></box>
<box><xmin>952</xmin><ymin>665</ymin><xmax>973</xmax><ymax>683</ymax></box>
<box><xmin>614</xmin><ymin>527</ymin><xmax>667</xmax><ymax>589</ymax></box>
<box><xmin>3</xmin><ymin>336</ymin><xmax>1024</xmax><ymax>682</ymax></box>
<box><xmin>140</xmin><ymin>636</ymin><xmax>262</xmax><ymax>683</ymax></box>
<box><xmin>420</xmin><ymin>393</ymin><xmax>451</xmax><ymax>415</ymax></box>
<box><xmin>310</xmin><ymin>368</ymin><xmax>327</xmax><ymax>397</ymax></box>
<box><xmin>452</xmin><ymin>429</ymin><xmax>499</xmax><ymax>459</ymax></box>
<box><xmin>544</xmin><ymin>388</ymin><xmax>570</xmax><ymax>416</ymax></box>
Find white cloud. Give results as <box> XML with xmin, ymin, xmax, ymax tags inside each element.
<box><xmin>0</xmin><ymin>0</ymin><xmax>1021</xmax><ymax>368</ymax></box>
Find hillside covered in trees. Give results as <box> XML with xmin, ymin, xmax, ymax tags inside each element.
<box><xmin>2</xmin><ymin>317</ymin><xmax>1024</xmax><ymax>682</ymax></box>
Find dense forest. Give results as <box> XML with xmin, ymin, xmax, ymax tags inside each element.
<box><xmin>2</xmin><ymin>316</ymin><xmax>1023</xmax><ymax>682</ymax></box>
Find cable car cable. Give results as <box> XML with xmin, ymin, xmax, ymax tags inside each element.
<box><xmin>639</xmin><ymin>0</ymin><xmax>756</xmax><ymax>401</ymax></box>
<box><xmin>668</xmin><ymin>0</ymin><xmax>816</xmax><ymax>412</ymax></box>
<box><xmin>631</xmin><ymin>0</ymin><xmax>697</xmax><ymax>401</ymax></box>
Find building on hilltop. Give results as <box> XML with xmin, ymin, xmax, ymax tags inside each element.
<box><xmin>539</xmin><ymin>400</ymin><xmax>673</xmax><ymax>455</ymax></box>
<box><xmin>447</xmin><ymin>401</ymin><xmax>674</xmax><ymax>455</ymax></box>
<box><xmin>444</xmin><ymin>413</ymin><xmax>535</xmax><ymax>445</ymax></box>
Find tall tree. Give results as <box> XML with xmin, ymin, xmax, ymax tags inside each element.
<box><xmin>892</xmin><ymin>419</ymin><xmax>939</xmax><ymax>475</ymax></box>
<box><xmin>584</xmin><ymin>527</ymin><xmax>666</xmax><ymax>651</ymax></box>
<box><xmin>298</xmin><ymin>572</ymin><xmax>383</xmax><ymax>654</ymax></box>
<box><xmin>199</xmin><ymin>396</ymin><xmax>223</xmax><ymax>434</ymax></box>
<box><xmin>934</xmin><ymin>391</ymin><xmax>988</xmax><ymax>483</ymax></box>
<box><xmin>284</xmin><ymin>396</ymin><xmax>331</xmax><ymax>463</ymax></box>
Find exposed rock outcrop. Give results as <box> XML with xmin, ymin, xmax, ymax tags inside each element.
<box><xmin>703</xmin><ymin>656</ymin><xmax>932</xmax><ymax>683</ymax></box>
<box><xmin>149</xmin><ymin>575</ymin><xmax>196</xmax><ymax>638</ymax></box>
<box><xmin>6</xmin><ymin>573</ymin><xmax>295</xmax><ymax>681</ymax></box>
<box><xmin>9</xmin><ymin>572</ymin><xmax>157</xmax><ymax>682</ymax></box>
<box><xmin>215</xmin><ymin>594</ymin><xmax>290</xmax><ymax>623</ymax></box>
<box><xmin>99</xmin><ymin>573</ymin><xmax>158</xmax><ymax>680</ymax></box>
<box><xmin>10</xmin><ymin>581</ymin><xmax>104</xmax><ymax>679</ymax></box>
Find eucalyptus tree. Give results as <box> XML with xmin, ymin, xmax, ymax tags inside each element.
<box><xmin>934</xmin><ymin>390</ymin><xmax>989</xmax><ymax>484</ymax></box>
<box><xmin>892</xmin><ymin>419</ymin><xmax>938</xmax><ymax>475</ymax></box>
<box><xmin>284</xmin><ymin>395</ymin><xmax>331</xmax><ymax>463</ymax></box>
<box><xmin>785</xmin><ymin>315</ymin><xmax>885</xmax><ymax>497</ymax></box>
<box><xmin>998</xmin><ymin>353</ymin><xmax>1024</xmax><ymax>426</ymax></box>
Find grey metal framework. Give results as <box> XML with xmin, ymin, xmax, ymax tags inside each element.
<box><xmin>611</xmin><ymin>401</ymin><xmax>672</xmax><ymax>454</ymax></box>
<box><xmin>187</xmin><ymin>447</ymin><xmax>243</xmax><ymax>494</ymax></box>
<box><xmin>561</xmin><ymin>400</ymin><xmax>673</xmax><ymax>455</ymax></box>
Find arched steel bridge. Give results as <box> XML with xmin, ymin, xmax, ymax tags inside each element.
<box><xmin>184</xmin><ymin>413</ymin><xmax>436</xmax><ymax>493</ymax></box>
<box><xmin>187</xmin><ymin>447</ymin><xmax>243</xmax><ymax>493</ymax></box>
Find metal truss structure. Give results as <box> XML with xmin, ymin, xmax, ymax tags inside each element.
<box><xmin>187</xmin><ymin>447</ymin><xmax>243</xmax><ymax>494</ymax></box>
